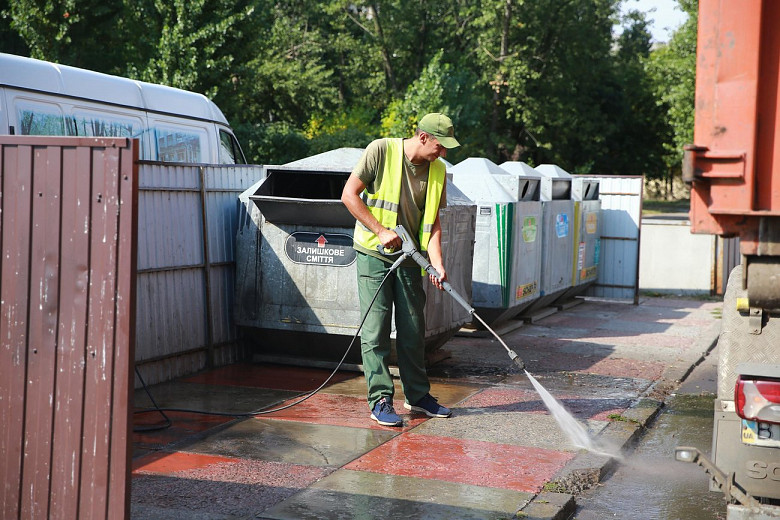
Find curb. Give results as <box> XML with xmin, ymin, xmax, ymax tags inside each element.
<box><xmin>517</xmin><ymin>492</ymin><xmax>576</xmax><ymax>519</ymax></box>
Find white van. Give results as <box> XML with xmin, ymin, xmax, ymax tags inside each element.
<box><xmin>0</xmin><ymin>53</ymin><xmax>247</xmax><ymax>164</ymax></box>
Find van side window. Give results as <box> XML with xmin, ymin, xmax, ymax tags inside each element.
<box><xmin>73</xmin><ymin>110</ymin><xmax>141</xmax><ymax>138</ymax></box>
<box><xmin>72</xmin><ymin>109</ymin><xmax>146</xmax><ymax>157</ymax></box>
<box><xmin>16</xmin><ymin>101</ymin><xmax>66</xmax><ymax>136</ymax></box>
<box><xmin>155</xmin><ymin>125</ymin><xmax>206</xmax><ymax>163</ymax></box>
<box><xmin>219</xmin><ymin>129</ymin><xmax>247</xmax><ymax>164</ymax></box>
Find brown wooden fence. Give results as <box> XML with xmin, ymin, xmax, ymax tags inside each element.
<box><xmin>0</xmin><ymin>136</ymin><xmax>137</xmax><ymax>519</ymax></box>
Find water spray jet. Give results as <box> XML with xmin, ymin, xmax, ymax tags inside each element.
<box><xmin>389</xmin><ymin>225</ymin><xmax>620</xmax><ymax>458</ymax></box>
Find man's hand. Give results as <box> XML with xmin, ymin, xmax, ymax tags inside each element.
<box><xmin>429</xmin><ymin>263</ymin><xmax>447</xmax><ymax>290</ymax></box>
<box><xmin>378</xmin><ymin>228</ymin><xmax>401</xmax><ymax>252</ymax></box>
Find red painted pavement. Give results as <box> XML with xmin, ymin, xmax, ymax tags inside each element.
<box><xmin>259</xmin><ymin>392</ymin><xmax>428</xmax><ymax>430</ymax></box>
<box><xmin>133</xmin><ymin>451</ymin><xmax>239</xmax><ymax>475</ymax></box>
<box><xmin>345</xmin><ymin>432</ymin><xmax>574</xmax><ymax>493</ymax></box>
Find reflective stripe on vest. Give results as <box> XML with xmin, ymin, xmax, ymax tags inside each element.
<box><xmin>353</xmin><ymin>138</ymin><xmax>445</xmax><ymax>253</ymax></box>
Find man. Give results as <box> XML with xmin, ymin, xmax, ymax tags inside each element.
<box><xmin>341</xmin><ymin>112</ymin><xmax>460</xmax><ymax>426</ymax></box>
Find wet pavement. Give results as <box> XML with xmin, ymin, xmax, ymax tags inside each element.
<box><xmin>574</xmin><ymin>344</ymin><xmax>726</xmax><ymax>519</ymax></box>
<box><xmin>131</xmin><ymin>296</ymin><xmax>722</xmax><ymax>519</ymax></box>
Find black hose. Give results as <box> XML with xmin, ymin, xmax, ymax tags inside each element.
<box><xmin>133</xmin><ymin>256</ymin><xmax>401</xmax><ymax>432</ymax></box>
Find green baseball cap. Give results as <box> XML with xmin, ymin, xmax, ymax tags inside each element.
<box><xmin>418</xmin><ymin>113</ymin><xmax>460</xmax><ymax>149</ymax></box>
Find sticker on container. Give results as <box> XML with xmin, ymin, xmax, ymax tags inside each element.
<box><xmin>285</xmin><ymin>232</ymin><xmax>356</xmax><ymax>266</ymax></box>
<box><xmin>581</xmin><ymin>266</ymin><xmax>597</xmax><ymax>281</ymax></box>
<box><xmin>522</xmin><ymin>216</ymin><xmax>538</xmax><ymax>242</ymax></box>
<box><xmin>585</xmin><ymin>212</ymin><xmax>598</xmax><ymax>234</ymax></box>
<box><xmin>555</xmin><ymin>213</ymin><xmax>569</xmax><ymax>238</ymax></box>
<box><xmin>516</xmin><ymin>281</ymin><xmax>538</xmax><ymax>300</ymax></box>
<box><xmin>577</xmin><ymin>241</ymin><xmax>585</xmax><ymax>270</ymax></box>
<box><xmin>479</xmin><ymin>206</ymin><xmax>493</xmax><ymax>216</ymax></box>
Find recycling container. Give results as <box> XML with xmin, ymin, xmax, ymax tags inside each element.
<box><xmin>234</xmin><ymin>148</ymin><xmax>476</xmax><ymax>365</ymax></box>
<box><xmin>498</xmin><ymin>161</ymin><xmax>544</xmax><ymax>314</ymax></box>
<box><xmin>555</xmin><ymin>175</ymin><xmax>601</xmax><ymax>303</ymax></box>
<box><xmin>520</xmin><ymin>164</ymin><xmax>574</xmax><ymax>316</ymax></box>
<box><xmin>451</xmin><ymin>157</ymin><xmax>541</xmax><ymax>325</ymax></box>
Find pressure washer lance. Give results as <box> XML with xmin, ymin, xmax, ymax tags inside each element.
<box><xmin>379</xmin><ymin>225</ymin><xmax>525</xmax><ymax>370</ymax></box>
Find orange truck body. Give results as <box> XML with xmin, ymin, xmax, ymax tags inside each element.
<box><xmin>687</xmin><ymin>0</ymin><xmax>780</xmax><ymax>258</ymax></box>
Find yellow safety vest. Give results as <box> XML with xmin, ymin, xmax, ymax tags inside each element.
<box><xmin>353</xmin><ymin>138</ymin><xmax>445</xmax><ymax>254</ymax></box>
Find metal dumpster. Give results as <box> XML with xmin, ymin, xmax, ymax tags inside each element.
<box><xmin>450</xmin><ymin>157</ymin><xmax>541</xmax><ymax>325</ymax></box>
<box><xmin>520</xmin><ymin>164</ymin><xmax>574</xmax><ymax>317</ymax></box>
<box><xmin>234</xmin><ymin>148</ymin><xmax>475</xmax><ymax>366</ymax></box>
<box><xmin>497</xmin><ymin>161</ymin><xmax>544</xmax><ymax>316</ymax></box>
<box><xmin>554</xmin><ymin>175</ymin><xmax>601</xmax><ymax>303</ymax></box>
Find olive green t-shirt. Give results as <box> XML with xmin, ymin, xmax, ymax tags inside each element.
<box><xmin>351</xmin><ymin>138</ymin><xmax>446</xmax><ymax>264</ymax></box>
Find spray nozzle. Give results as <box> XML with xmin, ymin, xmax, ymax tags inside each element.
<box><xmin>508</xmin><ymin>350</ymin><xmax>525</xmax><ymax>370</ymax></box>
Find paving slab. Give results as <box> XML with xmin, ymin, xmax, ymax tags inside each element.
<box><xmin>132</xmin><ymin>457</ymin><xmax>332</xmax><ymax>517</ymax></box>
<box><xmin>414</xmin><ymin>409</ymin><xmax>610</xmax><ymax>452</ymax></box>
<box><xmin>261</xmin><ymin>469</ymin><xmax>533</xmax><ymax>520</ymax></box>
<box><xmin>344</xmin><ymin>431</ymin><xmax>574</xmax><ymax>493</ymax></box>
<box><xmin>185</xmin><ymin>418</ymin><xmax>398</xmax><ymax>467</ymax></box>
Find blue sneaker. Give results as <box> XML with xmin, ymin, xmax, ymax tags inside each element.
<box><xmin>404</xmin><ymin>393</ymin><xmax>451</xmax><ymax>418</ymax></box>
<box><xmin>371</xmin><ymin>397</ymin><xmax>402</xmax><ymax>426</ymax></box>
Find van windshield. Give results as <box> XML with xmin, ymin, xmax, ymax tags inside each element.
<box><xmin>219</xmin><ymin>129</ymin><xmax>247</xmax><ymax>164</ymax></box>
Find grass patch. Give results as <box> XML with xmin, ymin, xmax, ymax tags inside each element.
<box><xmin>607</xmin><ymin>413</ymin><xmax>640</xmax><ymax>424</ymax></box>
<box><xmin>639</xmin><ymin>290</ymin><xmax>723</xmax><ymax>302</ymax></box>
<box><xmin>642</xmin><ymin>198</ymin><xmax>690</xmax><ymax>215</ymax></box>
<box><xmin>542</xmin><ymin>481</ymin><xmax>568</xmax><ymax>493</ymax></box>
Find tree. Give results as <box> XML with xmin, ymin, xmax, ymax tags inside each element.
<box><xmin>488</xmin><ymin>0</ymin><xmax>623</xmax><ymax>171</ymax></box>
<box><xmin>647</xmin><ymin>0</ymin><xmax>697</xmax><ymax>195</ymax></box>
<box><xmin>606</xmin><ymin>8</ymin><xmax>670</xmax><ymax>178</ymax></box>
<box><xmin>0</xmin><ymin>0</ymin><xmax>30</xmax><ymax>56</ymax></box>
<box><xmin>0</xmin><ymin>0</ymin><xmax>694</xmax><ymax>170</ymax></box>
<box><xmin>380</xmin><ymin>49</ymin><xmax>489</xmax><ymax>164</ymax></box>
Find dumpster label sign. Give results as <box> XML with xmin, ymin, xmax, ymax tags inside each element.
<box><xmin>555</xmin><ymin>213</ymin><xmax>569</xmax><ymax>238</ymax></box>
<box><xmin>585</xmin><ymin>211</ymin><xmax>598</xmax><ymax>234</ymax></box>
<box><xmin>285</xmin><ymin>232</ymin><xmax>356</xmax><ymax>267</ymax></box>
<box><xmin>522</xmin><ymin>216</ymin><xmax>537</xmax><ymax>242</ymax></box>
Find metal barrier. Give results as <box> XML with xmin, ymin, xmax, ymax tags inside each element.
<box><xmin>134</xmin><ymin>162</ymin><xmax>265</xmax><ymax>385</ymax></box>
<box><xmin>0</xmin><ymin>136</ymin><xmax>137</xmax><ymax>520</ymax></box>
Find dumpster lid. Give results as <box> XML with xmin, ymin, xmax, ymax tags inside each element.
<box><xmin>272</xmin><ymin>147</ymin><xmax>364</xmax><ymax>174</ymax></box>
<box><xmin>535</xmin><ymin>164</ymin><xmax>572</xmax><ymax>180</ymax></box>
<box><xmin>450</xmin><ymin>157</ymin><xmax>515</xmax><ymax>203</ymax></box>
<box><xmin>498</xmin><ymin>161</ymin><xmax>542</xmax><ymax>201</ymax></box>
<box><xmin>250</xmin><ymin>148</ymin><xmax>363</xmax><ymax>227</ymax></box>
<box><xmin>571</xmin><ymin>176</ymin><xmax>600</xmax><ymax>201</ymax></box>
<box><xmin>535</xmin><ymin>164</ymin><xmax>572</xmax><ymax>201</ymax></box>
<box><xmin>446</xmin><ymin>179</ymin><xmax>474</xmax><ymax>206</ymax></box>
<box><xmin>499</xmin><ymin>161</ymin><xmax>542</xmax><ymax>179</ymax></box>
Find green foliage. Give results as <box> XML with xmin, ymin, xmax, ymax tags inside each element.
<box><xmin>647</xmin><ymin>0</ymin><xmax>697</xmax><ymax>175</ymax></box>
<box><xmin>0</xmin><ymin>0</ymin><xmax>697</xmax><ymax>172</ymax></box>
<box><xmin>304</xmin><ymin>107</ymin><xmax>378</xmax><ymax>155</ymax></box>
<box><xmin>233</xmin><ymin>121</ymin><xmax>310</xmax><ymax>165</ymax></box>
<box><xmin>606</xmin><ymin>7</ymin><xmax>672</xmax><ymax>179</ymax></box>
<box><xmin>380</xmin><ymin>49</ymin><xmax>490</xmax><ymax>163</ymax></box>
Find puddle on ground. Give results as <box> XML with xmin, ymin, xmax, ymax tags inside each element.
<box><xmin>575</xmin><ymin>394</ymin><xmax>727</xmax><ymax>520</ymax></box>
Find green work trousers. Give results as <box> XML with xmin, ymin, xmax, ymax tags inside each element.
<box><xmin>356</xmin><ymin>252</ymin><xmax>430</xmax><ymax>410</ymax></box>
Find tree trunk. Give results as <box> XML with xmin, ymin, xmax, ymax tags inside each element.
<box><xmin>369</xmin><ymin>3</ymin><xmax>398</xmax><ymax>92</ymax></box>
<box><xmin>490</xmin><ymin>0</ymin><xmax>512</xmax><ymax>156</ymax></box>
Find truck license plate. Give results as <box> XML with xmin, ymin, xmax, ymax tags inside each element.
<box><xmin>741</xmin><ymin>419</ymin><xmax>780</xmax><ymax>448</ymax></box>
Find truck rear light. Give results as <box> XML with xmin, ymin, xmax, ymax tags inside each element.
<box><xmin>735</xmin><ymin>375</ymin><xmax>780</xmax><ymax>424</ymax></box>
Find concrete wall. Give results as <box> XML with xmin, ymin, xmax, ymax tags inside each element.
<box><xmin>639</xmin><ymin>218</ymin><xmax>715</xmax><ymax>294</ymax></box>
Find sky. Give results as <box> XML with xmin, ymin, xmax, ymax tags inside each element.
<box><xmin>619</xmin><ymin>0</ymin><xmax>689</xmax><ymax>43</ymax></box>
